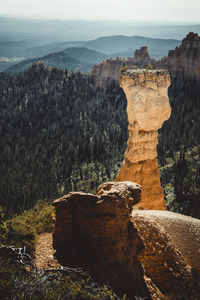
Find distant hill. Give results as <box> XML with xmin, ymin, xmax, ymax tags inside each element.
<box><xmin>5</xmin><ymin>49</ymin><xmax>86</xmax><ymax>73</ymax></box>
<box><xmin>0</xmin><ymin>40</ymin><xmax>32</xmax><ymax>71</ymax></box>
<box><xmin>0</xmin><ymin>31</ymin><xmax>181</xmax><ymax>62</ymax></box>
<box><xmin>84</xmin><ymin>35</ymin><xmax>181</xmax><ymax>58</ymax></box>
<box><xmin>10</xmin><ymin>35</ymin><xmax>180</xmax><ymax>61</ymax></box>
<box><xmin>5</xmin><ymin>47</ymin><xmax>109</xmax><ymax>73</ymax></box>
<box><xmin>20</xmin><ymin>35</ymin><xmax>182</xmax><ymax>60</ymax></box>
<box><xmin>0</xmin><ymin>40</ymin><xmax>35</xmax><ymax>57</ymax></box>
<box><xmin>61</xmin><ymin>47</ymin><xmax>108</xmax><ymax>63</ymax></box>
<box><xmin>23</xmin><ymin>41</ymin><xmax>84</xmax><ymax>59</ymax></box>
<box><xmin>4</xmin><ymin>34</ymin><xmax>181</xmax><ymax>73</ymax></box>
<box><xmin>0</xmin><ymin>57</ymin><xmax>25</xmax><ymax>72</ymax></box>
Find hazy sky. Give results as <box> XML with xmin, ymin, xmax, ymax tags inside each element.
<box><xmin>1</xmin><ymin>0</ymin><xmax>200</xmax><ymax>23</ymax></box>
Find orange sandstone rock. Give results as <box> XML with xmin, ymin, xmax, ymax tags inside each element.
<box><xmin>116</xmin><ymin>70</ymin><xmax>171</xmax><ymax>210</ymax></box>
<box><xmin>53</xmin><ymin>182</ymin><xmax>153</xmax><ymax>299</ymax></box>
<box><xmin>53</xmin><ymin>182</ymin><xmax>199</xmax><ymax>299</ymax></box>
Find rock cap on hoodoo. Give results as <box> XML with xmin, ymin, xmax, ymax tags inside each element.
<box><xmin>120</xmin><ymin>68</ymin><xmax>171</xmax><ymax>132</ymax></box>
<box><xmin>120</xmin><ymin>69</ymin><xmax>170</xmax><ymax>88</ymax></box>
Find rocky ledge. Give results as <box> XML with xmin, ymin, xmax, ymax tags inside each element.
<box><xmin>53</xmin><ymin>181</ymin><xmax>199</xmax><ymax>299</ymax></box>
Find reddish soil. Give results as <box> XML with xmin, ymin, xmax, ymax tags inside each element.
<box><xmin>34</xmin><ymin>232</ymin><xmax>60</xmax><ymax>269</ymax></box>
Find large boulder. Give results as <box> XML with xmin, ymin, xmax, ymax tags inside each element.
<box><xmin>53</xmin><ymin>182</ymin><xmax>199</xmax><ymax>299</ymax></box>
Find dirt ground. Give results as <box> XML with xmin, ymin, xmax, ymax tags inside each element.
<box><xmin>34</xmin><ymin>232</ymin><xmax>60</xmax><ymax>269</ymax></box>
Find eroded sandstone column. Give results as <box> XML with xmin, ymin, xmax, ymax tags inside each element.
<box><xmin>116</xmin><ymin>69</ymin><xmax>171</xmax><ymax>210</ymax></box>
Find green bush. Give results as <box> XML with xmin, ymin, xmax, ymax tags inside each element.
<box><xmin>5</xmin><ymin>200</ymin><xmax>54</xmax><ymax>255</ymax></box>
<box><xmin>131</xmin><ymin>65</ymin><xmax>138</xmax><ymax>70</ymax></box>
<box><xmin>120</xmin><ymin>66</ymin><xmax>129</xmax><ymax>73</ymax></box>
<box><xmin>145</xmin><ymin>63</ymin><xmax>153</xmax><ymax>70</ymax></box>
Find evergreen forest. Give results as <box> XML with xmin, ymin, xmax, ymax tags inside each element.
<box><xmin>159</xmin><ymin>78</ymin><xmax>200</xmax><ymax>218</ymax></box>
<box><xmin>0</xmin><ymin>62</ymin><xmax>128</xmax><ymax>217</ymax></box>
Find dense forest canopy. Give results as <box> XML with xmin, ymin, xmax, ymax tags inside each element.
<box><xmin>0</xmin><ymin>62</ymin><xmax>128</xmax><ymax>217</ymax></box>
<box><xmin>159</xmin><ymin>78</ymin><xmax>200</xmax><ymax>218</ymax></box>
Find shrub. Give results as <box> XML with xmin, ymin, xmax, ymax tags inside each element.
<box><xmin>145</xmin><ymin>64</ymin><xmax>153</xmax><ymax>70</ymax></box>
<box><xmin>4</xmin><ymin>200</ymin><xmax>55</xmax><ymax>255</ymax></box>
<box><xmin>120</xmin><ymin>66</ymin><xmax>129</xmax><ymax>73</ymax></box>
<box><xmin>131</xmin><ymin>65</ymin><xmax>138</xmax><ymax>70</ymax></box>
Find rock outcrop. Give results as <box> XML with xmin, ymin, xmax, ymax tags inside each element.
<box><xmin>53</xmin><ymin>182</ymin><xmax>199</xmax><ymax>299</ymax></box>
<box><xmin>163</xmin><ymin>32</ymin><xmax>200</xmax><ymax>82</ymax></box>
<box><xmin>131</xmin><ymin>210</ymin><xmax>200</xmax><ymax>297</ymax></box>
<box><xmin>134</xmin><ymin>46</ymin><xmax>150</xmax><ymax>64</ymax></box>
<box><xmin>91</xmin><ymin>46</ymin><xmax>155</xmax><ymax>87</ymax></box>
<box><xmin>133</xmin><ymin>210</ymin><xmax>200</xmax><ymax>274</ymax></box>
<box><xmin>116</xmin><ymin>69</ymin><xmax>171</xmax><ymax>210</ymax></box>
<box><xmin>53</xmin><ymin>182</ymin><xmax>154</xmax><ymax>299</ymax></box>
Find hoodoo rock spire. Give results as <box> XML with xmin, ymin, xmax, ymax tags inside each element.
<box><xmin>116</xmin><ymin>69</ymin><xmax>171</xmax><ymax>210</ymax></box>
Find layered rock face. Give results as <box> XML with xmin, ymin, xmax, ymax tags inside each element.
<box><xmin>53</xmin><ymin>182</ymin><xmax>199</xmax><ymax>299</ymax></box>
<box><xmin>164</xmin><ymin>32</ymin><xmax>200</xmax><ymax>82</ymax></box>
<box><xmin>131</xmin><ymin>210</ymin><xmax>200</xmax><ymax>297</ymax></box>
<box><xmin>53</xmin><ymin>182</ymin><xmax>154</xmax><ymax>299</ymax></box>
<box><xmin>116</xmin><ymin>70</ymin><xmax>171</xmax><ymax>210</ymax></box>
<box><xmin>133</xmin><ymin>210</ymin><xmax>200</xmax><ymax>274</ymax></box>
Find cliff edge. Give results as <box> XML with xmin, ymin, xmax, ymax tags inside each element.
<box><xmin>166</xmin><ymin>32</ymin><xmax>200</xmax><ymax>82</ymax></box>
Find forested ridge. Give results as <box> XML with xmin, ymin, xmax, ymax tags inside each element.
<box><xmin>0</xmin><ymin>62</ymin><xmax>128</xmax><ymax>217</ymax></box>
<box><xmin>0</xmin><ymin>62</ymin><xmax>200</xmax><ymax>219</ymax></box>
